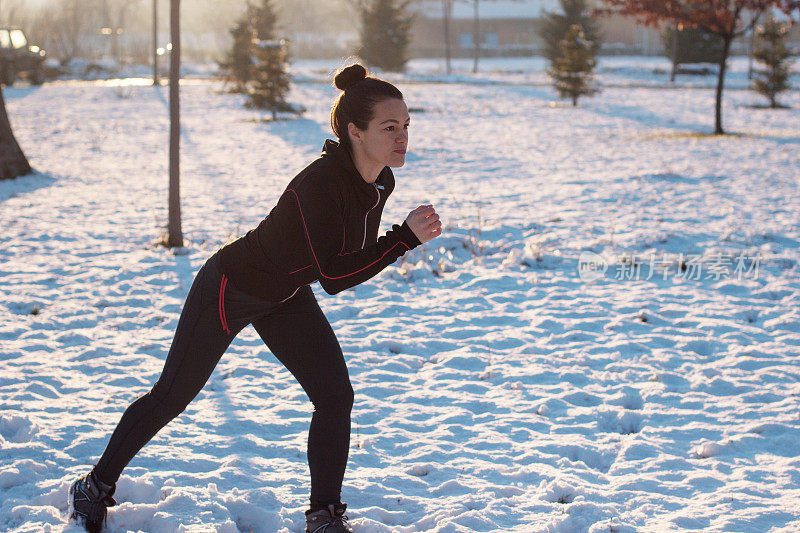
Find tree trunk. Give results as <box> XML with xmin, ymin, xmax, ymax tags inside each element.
<box><xmin>101</xmin><ymin>0</ymin><xmax>110</xmax><ymax>54</ymax></box>
<box><xmin>117</xmin><ymin>3</ymin><xmax>134</xmax><ymax>69</ymax></box>
<box><xmin>0</xmin><ymin>88</ymin><xmax>32</xmax><ymax>180</ymax></box>
<box><xmin>113</xmin><ymin>28</ymin><xmax>120</xmax><ymax>67</ymax></box>
<box><xmin>714</xmin><ymin>35</ymin><xmax>732</xmax><ymax>135</ymax></box>
<box><xmin>167</xmin><ymin>0</ymin><xmax>183</xmax><ymax>248</ymax></box>
<box><xmin>747</xmin><ymin>13</ymin><xmax>760</xmax><ymax>81</ymax></box>
<box><xmin>71</xmin><ymin>0</ymin><xmax>80</xmax><ymax>61</ymax></box>
<box><xmin>153</xmin><ymin>0</ymin><xmax>159</xmax><ymax>85</ymax></box>
<box><xmin>670</xmin><ymin>25</ymin><xmax>678</xmax><ymax>82</ymax></box>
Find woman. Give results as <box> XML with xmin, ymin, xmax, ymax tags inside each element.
<box><xmin>68</xmin><ymin>63</ymin><xmax>442</xmax><ymax>533</ymax></box>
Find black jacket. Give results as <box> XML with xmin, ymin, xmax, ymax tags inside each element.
<box><xmin>217</xmin><ymin>139</ymin><xmax>422</xmax><ymax>302</ymax></box>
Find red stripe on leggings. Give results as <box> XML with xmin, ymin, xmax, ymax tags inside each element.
<box><xmin>219</xmin><ymin>275</ymin><xmax>230</xmax><ymax>334</ymax></box>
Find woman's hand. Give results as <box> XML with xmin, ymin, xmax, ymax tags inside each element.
<box><xmin>405</xmin><ymin>204</ymin><xmax>442</xmax><ymax>244</ymax></box>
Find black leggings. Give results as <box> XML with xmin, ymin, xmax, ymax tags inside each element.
<box><xmin>93</xmin><ymin>251</ymin><xmax>353</xmax><ymax>509</ymax></box>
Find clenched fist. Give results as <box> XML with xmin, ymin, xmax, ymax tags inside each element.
<box><xmin>405</xmin><ymin>204</ymin><xmax>442</xmax><ymax>245</ymax></box>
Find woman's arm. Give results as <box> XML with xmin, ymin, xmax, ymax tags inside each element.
<box><xmin>287</xmin><ymin>181</ymin><xmax>422</xmax><ymax>295</ymax></box>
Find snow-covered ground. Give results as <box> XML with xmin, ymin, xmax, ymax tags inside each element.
<box><xmin>1</xmin><ymin>57</ymin><xmax>799</xmax><ymax>532</ymax></box>
<box><xmin>53</xmin><ymin>54</ymin><xmax>800</xmax><ymax>90</ymax></box>
<box><xmin>296</xmin><ymin>55</ymin><xmax>800</xmax><ymax>90</ymax></box>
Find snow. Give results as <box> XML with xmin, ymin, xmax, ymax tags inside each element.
<box><xmin>2</xmin><ymin>56</ymin><xmax>800</xmax><ymax>532</ymax></box>
<box><xmin>293</xmin><ymin>55</ymin><xmax>800</xmax><ymax>90</ymax></box>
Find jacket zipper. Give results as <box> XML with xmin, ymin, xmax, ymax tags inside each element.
<box><xmin>361</xmin><ymin>183</ymin><xmax>382</xmax><ymax>249</ymax></box>
<box><xmin>280</xmin><ymin>286</ymin><xmax>301</xmax><ymax>303</ymax></box>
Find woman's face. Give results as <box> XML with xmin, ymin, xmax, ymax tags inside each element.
<box><xmin>349</xmin><ymin>98</ymin><xmax>410</xmax><ymax>168</ymax></box>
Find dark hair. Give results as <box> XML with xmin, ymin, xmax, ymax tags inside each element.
<box><xmin>330</xmin><ymin>63</ymin><xmax>404</xmax><ymax>155</ymax></box>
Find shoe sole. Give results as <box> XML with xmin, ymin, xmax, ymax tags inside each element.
<box><xmin>67</xmin><ymin>479</ymin><xmax>77</xmax><ymax>523</ymax></box>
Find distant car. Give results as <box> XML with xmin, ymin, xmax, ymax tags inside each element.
<box><xmin>0</xmin><ymin>27</ymin><xmax>46</xmax><ymax>86</ymax></box>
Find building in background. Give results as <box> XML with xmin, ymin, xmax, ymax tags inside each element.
<box><xmin>409</xmin><ymin>0</ymin><xmax>799</xmax><ymax>58</ymax></box>
<box><xmin>7</xmin><ymin>0</ymin><xmax>800</xmax><ymax>65</ymax></box>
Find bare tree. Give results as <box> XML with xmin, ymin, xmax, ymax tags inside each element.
<box><xmin>58</xmin><ymin>0</ymin><xmax>82</xmax><ymax>65</ymax></box>
<box><xmin>0</xmin><ymin>0</ymin><xmax>24</xmax><ymax>23</ymax></box>
<box><xmin>40</xmin><ymin>0</ymin><xmax>103</xmax><ymax>65</ymax></box>
<box><xmin>442</xmin><ymin>0</ymin><xmax>453</xmax><ymax>74</ymax></box>
<box><xmin>599</xmin><ymin>0</ymin><xmax>800</xmax><ymax>135</ymax></box>
<box><xmin>101</xmin><ymin>0</ymin><xmax>141</xmax><ymax>65</ymax></box>
<box><xmin>165</xmin><ymin>0</ymin><xmax>183</xmax><ymax>248</ymax></box>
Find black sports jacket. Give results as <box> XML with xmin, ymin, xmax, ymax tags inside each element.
<box><xmin>217</xmin><ymin>139</ymin><xmax>423</xmax><ymax>302</ymax></box>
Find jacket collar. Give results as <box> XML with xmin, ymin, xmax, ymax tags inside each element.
<box><xmin>322</xmin><ymin>138</ymin><xmax>388</xmax><ymax>194</ymax></box>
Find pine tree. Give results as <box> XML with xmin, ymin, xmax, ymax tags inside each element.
<box><xmin>751</xmin><ymin>18</ymin><xmax>793</xmax><ymax>108</ymax></box>
<box><xmin>219</xmin><ymin>0</ymin><xmax>294</xmax><ymax>116</ymax></box>
<box><xmin>249</xmin><ymin>0</ymin><xmax>278</xmax><ymax>41</ymax></box>
<box><xmin>547</xmin><ymin>24</ymin><xmax>599</xmax><ymax>106</ymax></box>
<box><xmin>357</xmin><ymin>0</ymin><xmax>413</xmax><ymax>72</ymax></box>
<box><xmin>219</xmin><ymin>18</ymin><xmax>255</xmax><ymax>93</ymax></box>
<box><xmin>243</xmin><ymin>0</ymin><xmax>293</xmax><ymax>118</ymax></box>
<box><xmin>537</xmin><ymin>0</ymin><xmax>602</xmax><ymax>65</ymax></box>
<box><xmin>246</xmin><ymin>39</ymin><xmax>292</xmax><ymax>119</ymax></box>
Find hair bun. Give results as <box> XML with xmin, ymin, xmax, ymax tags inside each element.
<box><xmin>334</xmin><ymin>64</ymin><xmax>368</xmax><ymax>91</ymax></box>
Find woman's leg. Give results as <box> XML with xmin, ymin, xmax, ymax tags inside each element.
<box><xmin>93</xmin><ymin>252</ymin><xmax>272</xmax><ymax>484</ymax></box>
<box><xmin>250</xmin><ymin>285</ymin><xmax>354</xmax><ymax>510</ymax></box>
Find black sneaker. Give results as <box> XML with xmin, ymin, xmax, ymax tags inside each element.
<box><xmin>68</xmin><ymin>471</ymin><xmax>117</xmax><ymax>533</ymax></box>
<box><xmin>305</xmin><ymin>502</ymin><xmax>353</xmax><ymax>532</ymax></box>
